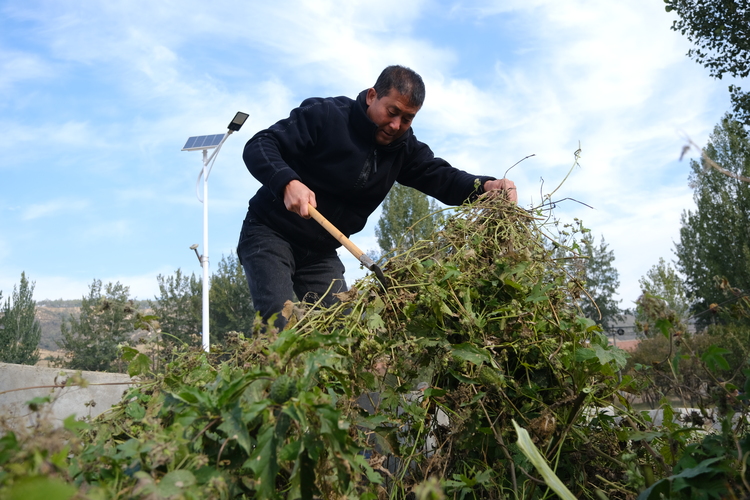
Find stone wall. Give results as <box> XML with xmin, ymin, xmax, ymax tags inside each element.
<box><xmin>0</xmin><ymin>362</ymin><xmax>133</xmax><ymax>428</ymax></box>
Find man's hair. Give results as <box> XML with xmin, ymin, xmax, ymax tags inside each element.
<box><xmin>373</xmin><ymin>65</ymin><xmax>425</xmax><ymax>108</ymax></box>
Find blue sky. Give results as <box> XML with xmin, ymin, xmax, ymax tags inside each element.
<box><xmin>0</xmin><ymin>0</ymin><xmax>737</xmax><ymax>310</ymax></box>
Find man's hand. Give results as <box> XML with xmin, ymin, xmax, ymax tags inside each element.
<box><xmin>484</xmin><ymin>178</ymin><xmax>518</xmax><ymax>203</ymax></box>
<box><xmin>284</xmin><ymin>180</ymin><xmax>317</xmax><ymax>218</ymax></box>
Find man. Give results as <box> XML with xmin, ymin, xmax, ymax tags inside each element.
<box><xmin>238</xmin><ymin>65</ymin><xmax>516</xmax><ymax>326</ymax></box>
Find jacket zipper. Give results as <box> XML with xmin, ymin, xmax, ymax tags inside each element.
<box><xmin>354</xmin><ymin>148</ymin><xmax>377</xmax><ymax>189</ymax></box>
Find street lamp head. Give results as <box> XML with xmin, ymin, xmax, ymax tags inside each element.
<box><xmin>190</xmin><ymin>244</ymin><xmax>199</xmax><ymax>250</ymax></box>
<box><xmin>228</xmin><ymin>111</ymin><xmax>249</xmax><ymax>132</ymax></box>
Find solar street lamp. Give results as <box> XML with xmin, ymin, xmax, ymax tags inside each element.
<box><xmin>182</xmin><ymin>111</ymin><xmax>249</xmax><ymax>352</ymax></box>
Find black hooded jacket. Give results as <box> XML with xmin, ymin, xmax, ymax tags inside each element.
<box><xmin>242</xmin><ymin>89</ymin><xmax>494</xmax><ymax>252</ymax></box>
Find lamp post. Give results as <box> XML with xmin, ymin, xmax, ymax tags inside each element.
<box><xmin>609</xmin><ymin>327</ymin><xmax>625</xmax><ymax>348</ymax></box>
<box><xmin>182</xmin><ymin>111</ymin><xmax>248</xmax><ymax>352</ymax></box>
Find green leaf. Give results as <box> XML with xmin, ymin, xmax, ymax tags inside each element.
<box><xmin>271</xmin><ymin>329</ymin><xmax>300</xmax><ymax>358</ymax></box>
<box><xmin>440</xmin><ymin>302</ymin><xmax>455</xmax><ymax>317</ymax></box>
<box><xmin>448</xmin><ymin>368</ymin><xmax>476</xmax><ymax>384</ymax></box>
<box><xmin>525</xmin><ymin>281</ymin><xmax>551</xmax><ymax>303</ymax></box>
<box><xmin>356</xmin><ymin>414</ymin><xmax>390</xmax><ymax>430</ymax></box>
<box><xmin>62</xmin><ymin>414</ymin><xmax>90</xmax><ymax>433</ymax></box>
<box><xmin>0</xmin><ymin>432</ymin><xmax>19</xmax><ymax>466</ymax></box>
<box><xmin>114</xmin><ymin>438</ymin><xmax>142</xmax><ymax>460</ymax></box>
<box><xmin>367</xmin><ymin>313</ymin><xmax>385</xmax><ymax>331</ymax></box>
<box><xmin>25</xmin><ymin>396</ymin><xmax>51</xmax><ymax>412</ymax></box>
<box><xmin>502</xmin><ymin>278</ymin><xmax>524</xmax><ymax>292</ymax></box>
<box><xmin>450</xmin><ymin>343</ymin><xmax>492</xmax><ymax>365</ymax></box>
<box><xmin>576</xmin><ymin>344</ymin><xmax>628</xmax><ymax>369</ymax></box>
<box><xmin>120</xmin><ymin>345</ymin><xmax>139</xmax><ymax>362</ymax></box>
<box><xmin>216</xmin><ymin>372</ymin><xmax>257</xmax><ymax>407</ymax></box>
<box><xmin>575</xmin><ymin>348</ymin><xmax>597</xmax><ymax>362</ymax></box>
<box><xmin>247</xmin><ymin>424</ymin><xmax>279</xmax><ymax>499</ymax></box>
<box><xmin>466</xmin><ymin>391</ymin><xmax>487</xmax><ymax>406</ymax></box>
<box><xmin>673</xmin><ymin>456</ymin><xmax>724</xmax><ymax>479</ymax></box>
<box><xmin>157</xmin><ymin>470</ymin><xmax>196</xmax><ymax>497</ymax></box>
<box><xmin>125</xmin><ymin>401</ymin><xmax>146</xmax><ymax>421</ymax></box>
<box><xmin>279</xmin><ymin>439</ymin><xmax>302</xmax><ymax>462</ymax></box>
<box><xmin>513</xmin><ymin>420</ymin><xmax>577</xmax><ymax>500</ymax></box>
<box><xmin>637</xmin><ymin>478</ymin><xmax>671</xmax><ymax>500</ymax></box>
<box><xmin>671</xmin><ymin>352</ymin><xmax>681</xmax><ymax>377</ymax></box>
<box><xmin>508</xmin><ymin>262</ymin><xmax>530</xmax><ymax>275</ymax></box>
<box><xmin>655</xmin><ymin>318</ymin><xmax>672</xmax><ymax>338</ymax></box>
<box><xmin>440</xmin><ymin>264</ymin><xmax>461</xmax><ymax>282</ymax></box>
<box><xmin>359</xmin><ymin>371</ymin><xmax>376</xmax><ymax>390</ymax></box>
<box><xmin>172</xmin><ymin>386</ymin><xmax>211</xmax><ymax>406</ymax></box>
<box><xmin>299</xmin><ymin>448</ymin><xmax>317</xmax><ymax>500</ymax></box>
<box><xmin>218</xmin><ymin>403</ymin><xmax>253</xmax><ymax>456</ymax></box>
<box><xmin>287</xmin><ymin>337</ymin><xmax>323</xmax><ymax>359</ymax></box>
<box><xmin>628</xmin><ymin>430</ymin><xmax>664</xmax><ymax>442</ymax></box>
<box><xmin>423</xmin><ymin>387</ymin><xmax>446</xmax><ymax>398</ymax></box>
<box><xmin>701</xmin><ymin>345</ymin><xmax>731</xmax><ymax>371</ymax></box>
<box><xmin>7</xmin><ymin>476</ymin><xmax>77</xmax><ymax>500</ymax></box>
<box><xmin>303</xmin><ymin>349</ymin><xmax>343</xmax><ymax>381</ymax></box>
<box><xmin>127</xmin><ymin>352</ymin><xmax>151</xmax><ymax>377</ymax></box>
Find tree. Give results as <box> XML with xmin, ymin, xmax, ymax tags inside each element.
<box><xmin>58</xmin><ymin>280</ymin><xmax>141</xmax><ymax>372</ymax></box>
<box><xmin>675</xmin><ymin>115</ymin><xmax>750</xmax><ymax>325</ymax></box>
<box><xmin>209</xmin><ymin>253</ymin><xmax>256</xmax><ymax>343</ymax></box>
<box><xmin>149</xmin><ymin>269</ymin><xmax>202</xmax><ymax>346</ymax></box>
<box><xmin>634</xmin><ymin>258</ymin><xmax>692</xmax><ymax>338</ymax></box>
<box><xmin>150</xmin><ymin>254</ymin><xmax>256</xmax><ymax>348</ymax></box>
<box><xmin>0</xmin><ymin>272</ymin><xmax>41</xmax><ymax>365</ymax></box>
<box><xmin>665</xmin><ymin>0</ymin><xmax>750</xmax><ymax>125</ymax></box>
<box><xmin>375</xmin><ymin>183</ymin><xmax>442</xmax><ymax>255</ymax></box>
<box><xmin>579</xmin><ymin>234</ymin><xmax>624</xmax><ymax>331</ymax></box>
<box><xmin>638</xmin><ymin>258</ymin><xmax>692</xmax><ymax>319</ymax></box>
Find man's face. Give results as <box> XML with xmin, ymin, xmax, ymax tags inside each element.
<box><xmin>365</xmin><ymin>87</ymin><xmax>420</xmax><ymax>145</ymax></box>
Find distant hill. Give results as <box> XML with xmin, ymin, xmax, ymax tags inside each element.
<box><xmin>35</xmin><ymin>299</ymin><xmax>151</xmax><ymax>351</ymax></box>
<box><xmin>36</xmin><ymin>300</ymin><xmax>79</xmax><ymax>350</ymax></box>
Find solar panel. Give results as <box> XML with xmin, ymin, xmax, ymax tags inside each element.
<box><xmin>182</xmin><ymin>133</ymin><xmax>225</xmax><ymax>151</ymax></box>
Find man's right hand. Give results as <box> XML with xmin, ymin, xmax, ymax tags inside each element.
<box><xmin>283</xmin><ymin>180</ymin><xmax>317</xmax><ymax>218</ymax></box>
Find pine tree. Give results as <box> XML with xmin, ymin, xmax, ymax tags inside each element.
<box><xmin>0</xmin><ymin>272</ymin><xmax>41</xmax><ymax>365</ymax></box>
<box><xmin>58</xmin><ymin>280</ymin><xmax>140</xmax><ymax>372</ymax></box>
<box><xmin>209</xmin><ymin>253</ymin><xmax>256</xmax><ymax>343</ymax></box>
<box><xmin>150</xmin><ymin>254</ymin><xmax>256</xmax><ymax>348</ymax></box>
<box><xmin>579</xmin><ymin>234</ymin><xmax>624</xmax><ymax>331</ymax></box>
<box><xmin>635</xmin><ymin>258</ymin><xmax>692</xmax><ymax>337</ymax></box>
<box><xmin>638</xmin><ymin>258</ymin><xmax>692</xmax><ymax>319</ymax></box>
<box><xmin>675</xmin><ymin>115</ymin><xmax>750</xmax><ymax>325</ymax></box>
<box><xmin>150</xmin><ymin>269</ymin><xmax>202</xmax><ymax>346</ymax></box>
<box><xmin>375</xmin><ymin>183</ymin><xmax>442</xmax><ymax>256</ymax></box>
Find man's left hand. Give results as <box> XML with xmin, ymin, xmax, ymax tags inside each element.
<box><xmin>484</xmin><ymin>178</ymin><xmax>517</xmax><ymax>203</ymax></box>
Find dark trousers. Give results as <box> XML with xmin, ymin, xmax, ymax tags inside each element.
<box><xmin>237</xmin><ymin>214</ymin><xmax>347</xmax><ymax>328</ymax></box>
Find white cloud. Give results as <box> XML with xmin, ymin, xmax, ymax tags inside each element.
<box><xmin>0</xmin><ymin>238</ymin><xmax>9</xmax><ymax>263</ymax></box>
<box><xmin>22</xmin><ymin>275</ymin><xmax>92</xmax><ymax>302</ymax></box>
<box><xmin>81</xmin><ymin>220</ymin><xmax>134</xmax><ymax>242</ymax></box>
<box><xmin>22</xmin><ymin>198</ymin><xmax>89</xmax><ymax>220</ymax></box>
<box><xmin>106</xmin><ymin>266</ymin><xmax>178</xmax><ymax>301</ymax></box>
<box><xmin>0</xmin><ymin>49</ymin><xmax>54</xmax><ymax>91</ymax></box>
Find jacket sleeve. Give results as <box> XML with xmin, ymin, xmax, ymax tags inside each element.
<box><xmin>396</xmin><ymin>139</ymin><xmax>495</xmax><ymax>206</ymax></box>
<box><xmin>242</xmin><ymin>98</ymin><xmax>327</xmax><ymax>200</ymax></box>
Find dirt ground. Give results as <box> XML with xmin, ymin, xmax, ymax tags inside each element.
<box><xmin>608</xmin><ymin>339</ymin><xmax>640</xmax><ymax>352</ymax></box>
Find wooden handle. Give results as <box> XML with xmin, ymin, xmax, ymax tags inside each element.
<box><xmin>307</xmin><ymin>204</ymin><xmax>364</xmax><ymax>259</ymax></box>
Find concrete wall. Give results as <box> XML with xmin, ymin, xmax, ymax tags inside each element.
<box><xmin>0</xmin><ymin>362</ymin><xmax>134</xmax><ymax>428</ymax></box>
